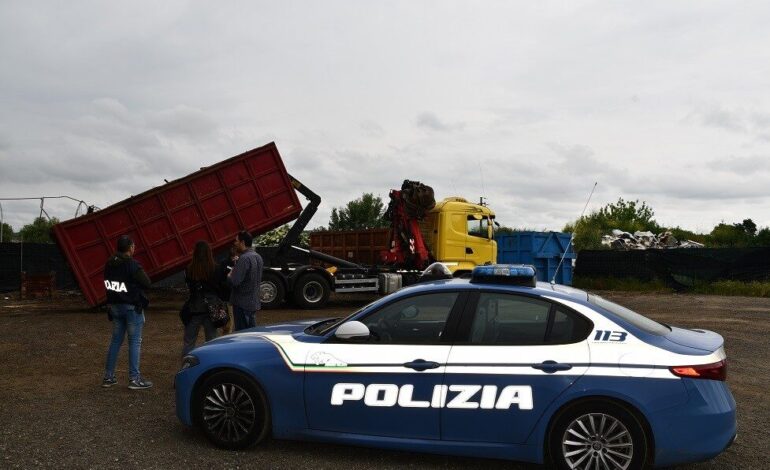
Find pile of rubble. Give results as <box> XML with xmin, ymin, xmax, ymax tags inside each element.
<box><xmin>601</xmin><ymin>230</ymin><xmax>705</xmax><ymax>250</ymax></box>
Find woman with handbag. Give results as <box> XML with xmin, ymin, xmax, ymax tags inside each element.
<box><xmin>182</xmin><ymin>241</ymin><xmax>224</xmax><ymax>356</ymax></box>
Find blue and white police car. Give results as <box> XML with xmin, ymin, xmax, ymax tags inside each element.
<box><xmin>175</xmin><ymin>264</ymin><xmax>736</xmax><ymax>469</ymax></box>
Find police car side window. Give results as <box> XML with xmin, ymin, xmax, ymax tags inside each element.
<box><xmin>469</xmin><ymin>293</ymin><xmax>551</xmax><ymax>345</ymax></box>
<box><xmin>362</xmin><ymin>292</ymin><xmax>459</xmax><ymax>345</ymax></box>
<box><xmin>547</xmin><ymin>307</ymin><xmax>592</xmax><ymax>344</ymax></box>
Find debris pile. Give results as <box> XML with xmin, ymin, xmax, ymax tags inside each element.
<box><xmin>601</xmin><ymin>230</ymin><xmax>705</xmax><ymax>250</ymax></box>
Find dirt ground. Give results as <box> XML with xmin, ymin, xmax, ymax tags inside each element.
<box><xmin>0</xmin><ymin>289</ymin><xmax>767</xmax><ymax>469</ymax></box>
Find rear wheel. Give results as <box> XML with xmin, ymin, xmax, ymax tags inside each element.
<box><xmin>195</xmin><ymin>371</ymin><xmax>270</xmax><ymax>450</ymax></box>
<box><xmin>259</xmin><ymin>273</ymin><xmax>285</xmax><ymax>309</ymax></box>
<box><xmin>548</xmin><ymin>400</ymin><xmax>650</xmax><ymax>470</ymax></box>
<box><xmin>292</xmin><ymin>272</ymin><xmax>330</xmax><ymax>309</ymax></box>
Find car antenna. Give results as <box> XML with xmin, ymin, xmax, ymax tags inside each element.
<box><xmin>551</xmin><ymin>182</ymin><xmax>597</xmax><ymax>285</ymax></box>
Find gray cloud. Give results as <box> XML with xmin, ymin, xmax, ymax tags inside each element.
<box><xmin>688</xmin><ymin>105</ymin><xmax>770</xmax><ymax>142</ymax></box>
<box><xmin>2</xmin><ymin>1</ymin><xmax>770</xmax><ymax>232</ymax></box>
<box><xmin>415</xmin><ymin>112</ymin><xmax>465</xmax><ymax>132</ymax></box>
<box><xmin>696</xmin><ymin>107</ymin><xmax>747</xmax><ymax>133</ymax></box>
<box><xmin>707</xmin><ymin>155</ymin><xmax>770</xmax><ymax>174</ymax></box>
<box><xmin>359</xmin><ymin>120</ymin><xmax>385</xmax><ymax>138</ymax></box>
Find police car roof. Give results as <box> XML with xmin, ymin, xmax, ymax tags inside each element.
<box><xmin>398</xmin><ymin>277</ymin><xmax>589</xmax><ymax>303</ymax></box>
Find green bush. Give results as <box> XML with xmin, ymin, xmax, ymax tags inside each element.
<box><xmin>563</xmin><ymin>198</ymin><xmax>661</xmax><ymax>251</ymax></box>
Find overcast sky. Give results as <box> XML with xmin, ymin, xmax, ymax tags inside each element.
<box><xmin>2</xmin><ymin>1</ymin><xmax>770</xmax><ymax>234</ymax></box>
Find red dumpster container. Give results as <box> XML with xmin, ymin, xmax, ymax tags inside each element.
<box><xmin>310</xmin><ymin>228</ymin><xmax>390</xmax><ymax>266</ymax></box>
<box><xmin>53</xmin><ymin>142</ymin><xmax>302</xmax><ymax>305</ymax></box>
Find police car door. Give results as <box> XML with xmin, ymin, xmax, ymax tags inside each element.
<box><xmin>303</xmin><ymin>291</ymin><xmax>467</xmax><ymax>440</ymax></box>
<box><xmin>442</xmin><ymin>291</ymin><xmax>591</xmax><ymax>443</ymax></box>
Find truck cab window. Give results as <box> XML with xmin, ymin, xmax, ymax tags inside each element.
<box><xmin>467</xmin><ymin>216</ymin><xmax>492</xmax><ymax>239</ymax></box>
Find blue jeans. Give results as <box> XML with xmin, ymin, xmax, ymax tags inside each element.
<box><xmin>104</xmin><ymin>304</ymin><xmax>145</xmax><ymax>380</ymax></box>
<box><xmin>233</xmin><ymin>305</ymin><xmax>256</xmax><ymax>331</ymax></box>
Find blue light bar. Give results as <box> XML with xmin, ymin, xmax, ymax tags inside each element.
<box><xmin>470</xmin><ymin>264</ymin><xmax>537</xmax><ymax>287</ymax></box>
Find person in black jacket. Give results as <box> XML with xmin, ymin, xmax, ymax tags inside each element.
<box><xmin>217</xmin><ymin>245</ymin><xmax>239</xmax><ymax>335</ymax></box>
<box><xmin>102</xmin><ymin>235</ymin><xmax>153</xmax><ymax>390</ymax></box>
<box><xmin>182</xmin><ymin>241</ymin><xmax>222</xmax><ymax>356</ymax></box>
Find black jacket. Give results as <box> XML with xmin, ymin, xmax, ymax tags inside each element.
<box><xmin>185</xmin><ymin>269</ymin><xmax>225</xmax><ymax>315</ymax></box>
<box><xmin>104</xmin><ymin>253</ymin><xmax>151</xmax><ymax>309</ymax></box>
<box><xmin>218</xmin><ymin>258</ymin><xmax>236</xmax><ymax>302</ymax></box>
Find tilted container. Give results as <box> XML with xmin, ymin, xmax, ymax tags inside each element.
<box><xmin>53</xmin><ymin>142</ymin><xmax>302</xmax><ymax>305</ymax></box>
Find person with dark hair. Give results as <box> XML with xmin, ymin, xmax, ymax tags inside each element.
<box><xmin>228</xmin><ymin>230</ymin><xmax>263</xmax><ymax>331</ymax></box>
<box><xmin>102</xmin><ymin>235</ymin><xmax>153</xmax><ymax>390</ymax></box>
<box><xmin>182</xmin><ymin>240</ymin><xmax>222</xmax><ymax>355</ymax></box>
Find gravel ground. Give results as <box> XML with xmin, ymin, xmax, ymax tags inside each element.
<box><xmin>0</xmin><ymin>290</ymin><xmax>767</xmax><ymax>469</ymax></box>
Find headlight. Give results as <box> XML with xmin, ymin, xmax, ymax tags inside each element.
<box><xmin>181</xmin><ymin>355</ymin><xmax>200</xmax><ymax>370</ymax></box>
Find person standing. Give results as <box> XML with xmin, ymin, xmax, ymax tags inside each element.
<box><xmin>102</xmin><ymin>235</ymin><xmax>152</xmax><ymax>390</ymax></box>
<box><xmin>228</xmin><ymin>231</ymin><xmax>263</xmax><ymax>331</ymax></box>
<box><xmin>217</xmin><ymin>245</ymin><xmax>239</xmax><ymax>335</ymax></box>
<box><xmin>182</xmin><ymin>241</ymin><xmax>222</xmax><ymax>356</ymax></box>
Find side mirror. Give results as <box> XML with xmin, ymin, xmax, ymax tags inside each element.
<box><xmin>334</xmin><ymin>321</ymin><xmax>370</xmax><ymax>340</ymax></box>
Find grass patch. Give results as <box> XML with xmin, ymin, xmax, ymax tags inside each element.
<box><xmin>692</xmin><ymin>280</ymin><xmax>770</xmax><ymax>297</ymax></box>
<box><xmin>573</xmin><ymin>276</ymin><xmax>770</xmax><ymax>297</ymax></box>
<box><xmin>572</xmin><ymin>277</ymin><xmax>672</xmax><ymax>293</ymax></box>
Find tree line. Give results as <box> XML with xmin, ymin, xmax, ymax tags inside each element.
<box><xmin>563</xmin><ymin>198</ymin><xmax>770</xmax><ymax>251</ymax></box>
<box><xmin>6</xmin><ymin>195</ymin><xmax>768</xmax><ymax>252</ymax></box>
<box><xmin>0</xmin><ymin>217</ymin><xmax>61</xmax><ymax>243</ymax></box>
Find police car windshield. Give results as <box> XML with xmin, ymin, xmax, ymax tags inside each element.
<box><xmin>588</xmin><ymin>294</ymin><xmax>670</xmax><ymax>336</ymax></box>
<box><xmin>303</xmin><ymin>318</ymin><xmax>340</xmax><ymax>335</ymax></box>
<box><xmin>307</xmin><ymin>300</ymin><xmax>380</xmax><ymax>336</ymax></box>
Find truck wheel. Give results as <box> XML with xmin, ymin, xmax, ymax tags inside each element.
<box><xmin>292</xmin><ymin>273</ymin><xmax>330</xmax><ymax>309</ymax></box>
<box><xmin>259</xmin><ymin>273</ymin><xmax>285</xmax><ymax>309</ymax></box>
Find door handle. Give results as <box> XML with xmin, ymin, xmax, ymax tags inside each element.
<box><xmin>404</xmin><ymin>359</ymin><xmax>440</xmax><ymax>371</ymax></box>
<box><xmin>465</xmin><ymin>247</ymin><xmax>474</xmax><ymax>254</ymax></box>
<box><xmin>531</xmin><ymin>360</ymin><xmax>572</xmax><ymax>374</ymax></box>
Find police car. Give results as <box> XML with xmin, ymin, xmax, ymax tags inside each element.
<box><xmin>175</xmin><ymin>264</ymin><xmax>736</xmax><ymax>469</ymax></box>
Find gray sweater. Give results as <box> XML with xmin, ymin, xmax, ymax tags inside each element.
<box><xmin>228</xmin><ymin>248</ymin><xmax>263</xmax><ymax>311</ymax></box>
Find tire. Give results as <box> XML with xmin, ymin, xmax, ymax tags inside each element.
<box><xmin>292</xmin><ymin>272</ymin><xmax>330</xmax><ymax>309</ymax></box>
<box><xmin>548</xmin><ymin>400</ymin><xmax>651</xmax><ymax>470</ymax></box>
<box><xmin>259</xmin><ymin>273</ymin><xmax>285</xmax><ymax>309</ymax></box>
<box><xmin>195</xmin><ymin>371</ymin><xmax>270</xmax><ymax>450</ymax></box>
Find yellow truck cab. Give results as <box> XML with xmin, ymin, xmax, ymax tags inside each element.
<box><xmin>420</xmin><ymin>197</ymin><xmax>497</xmax><ymax>275</ymax></box>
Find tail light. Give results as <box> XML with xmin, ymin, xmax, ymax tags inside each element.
<box><xmin>670</xmin><ymin>360</ymin><xmax>727</xmax><ymax>381</ymax></box>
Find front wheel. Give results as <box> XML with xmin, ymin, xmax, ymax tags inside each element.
<box><xmin>548</xmin><ymin>400</ymin><xmax>650</xmax><ymax>470</ymax></box>
<box><xmin>292</xmin><ymin>272</ymin><xmax>330</xmax><ymax>309</ymax></box>
<box><xmin>195</xmin><ymin>371</ymin><xmax>270</xmax><ymax>450</ymax></box>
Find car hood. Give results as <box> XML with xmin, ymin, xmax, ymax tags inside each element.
<box><xmin>192</xmin><ymin>319</ymin><xmax>326</xmax><ymax>352</ymax></box>
<box><xmin>664</xmin><ymin>326</ymin><xmax>724</xmax><ymax>353</ymax></box>
<box><xmin>243</xmin><ymin>318</ymin><xmax>324</xmax><ymax>335</ymax></box>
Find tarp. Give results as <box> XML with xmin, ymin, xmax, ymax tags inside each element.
<box><xmin>0</xmin><ymin>242</ymin><xmax>77</xmax><ymax>292</ymax></box>
<box><xmin>575</xmin><ymin>248</ymin><xmax>770</xmax><ymax>287</ymax></box>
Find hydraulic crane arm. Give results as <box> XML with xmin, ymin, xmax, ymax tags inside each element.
<box><xmin>274</xmin><ymin>174</ymin><xmax>321</xmax><ymax>263</ymax></box>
